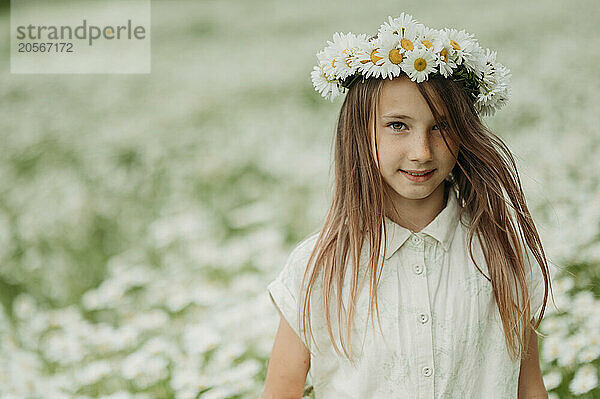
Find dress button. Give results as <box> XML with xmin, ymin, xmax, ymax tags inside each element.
<box><xmin>418</xmin><ymin>313</ymin><xmax>429</xmax><ymax>324</ymax></box>
<box><xmin>411</xmin><ymin>235</ymin><xmax>422</xmax><ymax>244</ymax></box>
<box><xmin>422</xmin><ymin>366</ymin><xmax>433</xmax><ymax>377</ymax></box>
<box><xmin>413</xmin><ymin>264</ymin><xmax>423</xmax><ymax>275</ymax></box>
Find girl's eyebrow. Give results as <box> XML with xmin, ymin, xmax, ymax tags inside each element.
<box><xmin>381</xmin><ymin>113</ymin><xmax>414</xmax><ymax>120</ymax></box>
<box><xmin>381</xmin><ymin>113</ymin><xmax>448</xmax><ymax>121</ymax></box>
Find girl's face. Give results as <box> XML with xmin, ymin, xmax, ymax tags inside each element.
<box><xmin>372</xmin><ymin>75</ymin><xmax>459</xmax><ymax>203</ymax></box>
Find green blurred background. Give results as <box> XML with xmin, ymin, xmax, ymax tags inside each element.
<box><xmin>1</xmin><ymin>0</ymin><xmax>599</xmax><ymax>398</ymax></box>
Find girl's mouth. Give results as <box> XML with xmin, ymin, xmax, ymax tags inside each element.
<box><xmin>399</xmin><ymin>169</ymin><xmax>436</xmax><ymax>182</ymax></box>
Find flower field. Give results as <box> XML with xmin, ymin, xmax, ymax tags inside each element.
<box><xmin>0</xmin><ymin>0</ymin><xmax>599</xmax><ymax>398</ymax></box>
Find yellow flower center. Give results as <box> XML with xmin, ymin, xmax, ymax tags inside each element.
<box><xmin>450</xmin><ymin>40</ymin><xmax>461</xmax><ymax>51</ymax></box>
<box><xmin>388</xmin><ymin>49</ymin><xmax>403</xmax><ymax>64</ymax></box>
<box><xmin>345</xmin><ymin>58</ymin><xmax>353</xmax><ymax>67</ymax></box>
<box><xmin>422</xmin><ymin>40</ymin><xmax>433</xmax><ymax>49</ymax></box>
<box><xmin>440</xmin><ymin>48</ymin><xmax>448</xmax><ymax>63</ymax></box>
<box><xmin>400</xmin><ymin>38</ymin><xmax>414</xmax><ymax>51</ymax></box>
<box><xmin>414</xmin><ymin>57</ymin><xmax>427</xmax><ymax>71</ymax></box>
<box><xmin>370</xmin><ymin>48</ymin><xmax>383</xmax><ymax>64</ymax></box>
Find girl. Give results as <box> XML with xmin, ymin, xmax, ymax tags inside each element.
<box><xmin>263</xmin><ymin>13</ymin><xmax>552</xmax><ymax>399</ymax></box>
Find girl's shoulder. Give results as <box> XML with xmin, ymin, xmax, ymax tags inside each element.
<box><xmin>274</xmin><ymin>232</ymin><xmax>321</xmax><ymax>292</ymax></box>
<box><xmin>290</xmin><ymin>232</ymin><xmax>321</xmax><ymax>263</ymax></box>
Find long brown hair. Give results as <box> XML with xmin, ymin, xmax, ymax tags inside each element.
<box><xmin>297</xmin><ymin>72</ymin><xmax>552</xmax><ymax>365</ymax></box>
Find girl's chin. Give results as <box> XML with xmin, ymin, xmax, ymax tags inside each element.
<box><xmin>391</xmin><ymin>187</ymin><xmax>436</xmax><ymax>200</ymax></box>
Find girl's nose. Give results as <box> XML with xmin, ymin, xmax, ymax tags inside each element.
<box><xmin>408</xmin><ymin>131</ymin><xmax>434</xmax><ymax>162</ymax></box>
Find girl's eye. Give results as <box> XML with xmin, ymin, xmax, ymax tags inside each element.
<box><xmin>388</xmin><ymin>121</ymin><xmax>407</xmax><ymax>132</ymax></box>
<box><xmin>387</xmin><ymin>121</ymin><xmax>448</xmax><ymax>132</ymax></box>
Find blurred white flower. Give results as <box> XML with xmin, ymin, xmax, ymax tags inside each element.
<box><xmin>121</xmin><ymin>350</ymin><xmax>169</xmax><ymax>389</ymax></box>
<box><xmin>81</xmin><ymin>289</ymin><xmax>102</xmax><ymax>311</ymax></box>
<box><xmin>83</xmin><ymin>322</ymin><xmax>138</xmax><ymax>353</ymax></box>
<box><xmin>99</xmin><ymin>391</ymin><xmax>151</xmax><ymax>399</ymax></box>
<box><xmin>7</xmin><ymin>350</ymin><xmax>44</xmax><ymax>396</ymax></box>
<box><xmin>127</xmin><ymin>309</ymin><xmax>169</xmax><ymax>332</ymax></box>
<box><xmin>148</xmin><ymin>210</ymin><xmax>212</xmax><ymax>248</ymax></box>
<box><xmin>41</xmin><ymin>330</ymin><xmax>85</xmax><ymax>365</ymax></box>
<box><xmin>219</xmin><ymin>359</ymin><xmax>261</xmax><ymax>387</ymax></box>
<box><xmin>577</xmin><ymin>345</ymin><xmax>600</xmax><ymax>363</ymax></box>
<box><xmin>210</xmin><ymin>341</ymin><xmax>247</xmax><ymax>369</ymax></box>
<box><xmin>81</xmin><ymin>279</ymin><xmax>125</xmax><ymax>311</ymax></box>
<box><xmin>540</xmin><ymin>317</ymin><xmax>568</xmax><ymax>336</ymax></box>
<box><xmin>228</xmin><ymin>201</ymin><xmax>275</xmax><ymax>228</ymax></box>
<box><xmin>141</xmin><ymin>336</ymin><xmax>179</xmax><ymax>359</ymax></box>
<box><xmin>99</xmin><ymin>392</ymin><xmax>134</xmax><ymax>399</ymax></box>
<box><xmin>174</xmin><ymin>388</ymin><xmax>201</xmax><ymax>399</ymax></box>
<box><xmin>543</xmin><ymin>370</ymin><xmax>562</xmax><ymax>390</ymax></box>
<box><xmin>542</xmin><ymin>336</ymin><xmax>562</xmax><ymax>363</ymax></box>
<box><xmin>114</xmin><ymin>264</ymin><xmax>153</xmax><ymax>289</ymax></box>
<box><xmin>585</xmin><ymin>306</ymin><xmax>600</xmax><ymax>331</ymax></box>
<box><xmin>0</xmin><ymin>211</ymin><xmax>14</xmax><ymax>261</ymax></box>
<box><xmin>198</xmin><ymin>385</ymin><xmax>239</xmax><ymax>399</ymax></box>
<box><xmin>190</xmin><ymin>283</ymin><xmax>220</xmax><ymax>307</ymax></box>
<box><xmin>230</xmin><ymin>273</ymin><xmax>265</xmax><ymax>296</ymax></box>
<box><xmin>12</xmin><ymin>293</ymin><xmax>37</xmax><ymax>320</ymax></box>
<box><xmin>170</xmin><ymin>354</ymin><xmax>210</xmax><ymax>394</ymax></box>
<box><xmin>569</xmin><ymin>364</ymin><xmax>598</xmax><ymax>395</ymax></box>
<box><xmin>113</xmin><ymin>325</ymin><xmax>140</xmax><ymax>351</ymax></box>
<box><xmin>182</xmin><ymin>323</ymin><xmax>221</xmax><ymax>355</ymax></box>
<box><xmin>75</xmin><ymin>359</ymin><xmax>112</xmax><ymax>385</ymax></box>
<box><xmin>571</xmin><ymin>291</ymin><xmax>595</xmax><ymax>319</ymax></box>
<box><xmin>165</xmin><ymin>288</ymin><xmax>192</xmax><ymax>313</ymax></box>
<box><xmin>557</xmin><ymin>334</ymin><xmax>585</xmax><ymax>368</ymax></box>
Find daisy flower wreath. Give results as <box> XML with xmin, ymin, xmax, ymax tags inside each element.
<box><xmin>310</xmin><ymin>13</ymin><xmax>512</xmax><ymax>117</ymax></box>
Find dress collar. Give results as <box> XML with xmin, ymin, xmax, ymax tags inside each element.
<box><xmin>382</xmin><ymin>186</ymin><xmax>461</xmax><ymax>259</ymax></box>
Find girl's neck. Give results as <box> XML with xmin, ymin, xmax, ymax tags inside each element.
<box><xmin>384</xmin><ymin>182</ymin><xmax>450</xmax><ymax>233</ymax></box>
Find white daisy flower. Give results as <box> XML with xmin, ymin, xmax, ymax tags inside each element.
<box><xmin>420</xmin><ymin>27</ymin><xmax>458</xmax><ymax>78</ymax></box>
<box><xmin>462</xmin><ymin>42</ymin><xmax>487</xmax><ymax>76</ymax></box>
<box><xmin>311</xmin><ymin>63</ymin><xmax>341</xmax><ymax>102</ymax></box>
<box><xmin>378</xmin><ymin>15</ymin><xmax>423</xmax><ymax>54</ymax></box>
<box><xmin>443</xmin><ymin>28</ymin><xmax>480</xmax><ymax>67</ymax></box>
<box><xmin>402</xmin><ymin>46</ymin><xmax>437</xmax><ymax>83</ymax></box>
<box><xmin>321</xmin><ymin>32</ymin><xmax>369</xmax><ymax>81</ymax></box>
<box><xmin>365</xmin><ymin>30</ymin><xmax>405</xmax><ymax>79</ymax></box>
<box><xmin>480</xmin><ymin>48</ymin><xmax>499</xmax><ymax>86</ymax></box>
<box><xmin>310</xmin><ymin>14</ymin><xmax>513</xmax><ymax>115</ymax></box>
<box><xmin>542</xmin><ymin>336</ymin><xmax>562</xmax><ymax>363</ymax></box>
<box><xmin>586</xmin><ymin>330</ymin><xmax>600</xmax><ymax>348</ymax></box>
<box><xmin>557</xmin><ymin>333</ymin><xmax>585</xmax><ymax>368</ymax></box>
<box><xmin>554</xmin><ymin>276</ymin><xmax>575</xmax><ymax>295</ymax></box>
<box><xmin>355</xmin><ymin>38</ymin><xmax>385</xmax><ymax>79</ymax></box>
<box><xmin>577</xmin><ymin>345</ymin><xmax>600</xmax><ymax>363</ymax></box>
<box><xmin>543</xmin><ymin>370</ymin><xmax>562</xmax><ymax>391</ymax></box>
<box><xmin>474</xmin><ymin>50</ymin><xmax>511</xmax><ymax>117</ymax></box>
<box><xmin>475</xmin><ymin>49</ymin><xmax>511</xmax><ymax>115</ymax></box>
<box><xmin>416</xmin><ymin>25</ymin><xmax>443</xmax><ymax>52</ymax></box>
<box><xmin>569</xmin><ymin>364</ymin><xmax>598</xmax><ymax>395</ymax></box>
<box><xmin>377</xmin><ymin>13</ymin><xmax>423</xmax><ymax>37</ymax></box>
